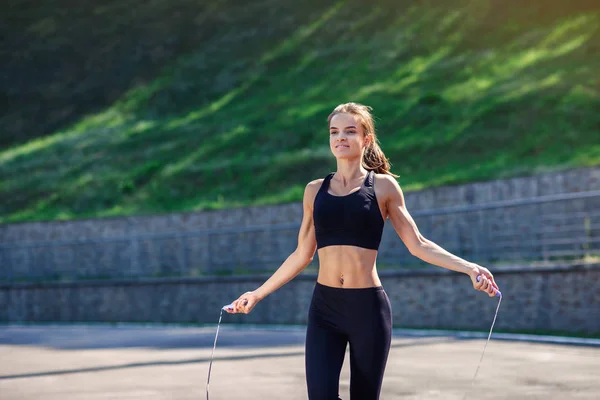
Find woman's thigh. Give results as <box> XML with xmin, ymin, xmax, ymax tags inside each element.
<box><xmin>305</xmin><ymin>307</ymin><xmax>348</xmax><ymax>400</ymax></box>
<box><xmin>347</xmin><ymin>290</ymin><xmax>392</xmax><ymax>399</ymax></box>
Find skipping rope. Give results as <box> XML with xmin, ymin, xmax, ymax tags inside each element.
<box><xmin>205</xmin><ymin>299</ymin><xmax>247</xmax><ymax>400</ymax></box>
<box><xmin>205</xmin><ymin>279</ymin><xmax>502</xmax><ymax>400</ymax></box>
<box><xmin>462</xmin><ymin>276</ymin><xmax>503</xmax><ymax>400</ymax></box>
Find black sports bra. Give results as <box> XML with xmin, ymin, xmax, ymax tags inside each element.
<box><xmin>313</xmin><ymin>170</ymin><xmax>384</xmax><ymax>250</ymax></box>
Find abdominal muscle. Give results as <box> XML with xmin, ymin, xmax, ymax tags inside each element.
<box><xmin>316</xmin><ymin>245</ymin><xmax>382</xmax><ymax>288</ymax></box>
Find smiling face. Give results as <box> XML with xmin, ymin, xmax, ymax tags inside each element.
<box><xmin>329</xmin><ymin>112</ymin><xmax>370</xmax><ymax>160</ymax></box>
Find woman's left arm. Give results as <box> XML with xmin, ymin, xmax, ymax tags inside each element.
<box><xmin>380</xmin><ymin>175</ymin><xmax>500</xmax><ymax>297</ymax></box>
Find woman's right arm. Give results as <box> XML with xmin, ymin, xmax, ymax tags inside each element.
<box><xmin>227</xmin><ymin>179</ymin><xmax>320</xmax><ymax>313</ymax></box>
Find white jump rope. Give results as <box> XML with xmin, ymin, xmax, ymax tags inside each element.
<box><xmin>461</xmin><ymin>276</ymin><xmax>502</xmax><ymax>400</ymax></box>
<box><xmin>206</xmin><ymin>276</ymin><xmax>502</xmax><ymax>400</ymax></box>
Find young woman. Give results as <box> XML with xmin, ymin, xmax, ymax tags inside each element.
<box><xmin>225</xmin><ymin>102</ymin><xmax>500</xmax><ymax>400</ymax></box>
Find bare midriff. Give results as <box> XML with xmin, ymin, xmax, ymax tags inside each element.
<box><xmin>316</xmin><ymin>245</ymin><xmax>382</xmax><ymax>288</ymax></box>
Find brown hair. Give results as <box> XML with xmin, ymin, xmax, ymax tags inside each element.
<box><xmin>327</xmin><ymin>102</ymin><xmax>399</xmax><ymax>177</ymax></box>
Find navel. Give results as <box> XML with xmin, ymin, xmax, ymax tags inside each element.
<box><xmin>339</xmin><ymin>273</ymin><xmax>344</xmax><ymax>285</ymax></box>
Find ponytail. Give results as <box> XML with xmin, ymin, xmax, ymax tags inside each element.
<box><xmin>363</xmin><ymin>137</ymin><xmax>398</xmax><ymax>177</ymax></box>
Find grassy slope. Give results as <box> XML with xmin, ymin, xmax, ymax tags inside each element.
<box><xmin>1</xmin><ymin>0</ymin><xmax>599</xmax><ymax>223</ymax></box>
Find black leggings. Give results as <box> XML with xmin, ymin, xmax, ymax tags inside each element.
<box><xmin>305</xmin><ymin>282</ymin><xmax>393</xmax><ymax>400</ymax></box>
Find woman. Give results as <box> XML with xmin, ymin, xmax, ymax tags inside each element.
<box><xmin>225</xmin><ymin>102</ymin><xmax>500</xmax><ymax>400</ymax></box>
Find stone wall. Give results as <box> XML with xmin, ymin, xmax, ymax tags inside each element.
<box><xmin>1</xmin><ymin>264</ymin><xmax>598</xmax><ymax>335</ymax></box>
<box><xmin>1</xmin><ymin>166</ymin><xmax>599</xmax><ymax>281</ymax></box>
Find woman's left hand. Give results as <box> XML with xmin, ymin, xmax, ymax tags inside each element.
<box><xmin>468</xmin><ymin>264</ymin><xmax>500</xmax><ymax>297</ymax></box>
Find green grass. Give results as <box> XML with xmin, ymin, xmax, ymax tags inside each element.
<box><xmin>1</xmin><ymin>0</ymin><xmax>599</xmax><ymax>223</ymax></box>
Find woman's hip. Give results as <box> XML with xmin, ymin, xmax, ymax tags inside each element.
<box><xmin>309</xmin><ymin>281</ymin><xmax>392</xmax><ymax>330</ymax></box>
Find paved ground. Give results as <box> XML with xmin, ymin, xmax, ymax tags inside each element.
<box><xmin>0</xmin><ymin>324</ymin><xmax>598</xmax><ymax>399</ymax></box>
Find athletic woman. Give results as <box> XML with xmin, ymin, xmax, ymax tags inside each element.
<box><xmin>225</xmin><ymin>102</ymin><xmax>501</xmax><ymax>400</ymax></box>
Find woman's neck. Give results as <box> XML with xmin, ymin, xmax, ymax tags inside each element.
<box><xmin>334</xmin><ymin>158</ymin><xmax>368</xmax><ymax>186</ymax></box>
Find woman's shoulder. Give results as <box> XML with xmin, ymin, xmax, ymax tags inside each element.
<box><xmin>373</xmin><ymin>172</ymin><xmax>402</xmax><ymax>196</ymax></box>
<box><xmin>373</xmin><ymin>172</ymin><xmax>398</xmax><ymax>184</ymax></box>
<box><xmin>307</xmin><ymin>171</ymin><xmax>335</xmax><ymax>189</ymax></box>
<box><xmin>303</xmin><ymin>176</ymin><xmax>328</xmax><ymax>207</ymax></box>
<box><xmin>305</xmin><ymin>176</ymin><xmax>327</xmax><ymax>194</ymax></box>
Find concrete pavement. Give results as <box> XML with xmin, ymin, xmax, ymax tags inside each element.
<box><xmin>0</xmin><ymin>324</ymin><xmax>598</xmax><ymax>399</ymax></box>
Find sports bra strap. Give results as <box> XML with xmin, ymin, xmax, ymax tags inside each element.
<box><xmin>320</xmin><ymin>173</ymin><xmax>334</xmax><ymax>193</ymax></box>
<box><xmin>365</xmin><ymin>170</ymin><xmax>374</xmax><ymax>188</ymax></box>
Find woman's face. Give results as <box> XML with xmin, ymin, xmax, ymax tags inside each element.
<box><xmin>329</xmin><ymin>113</ymin><xmax>369</xmax><ymax>159</ymax></box>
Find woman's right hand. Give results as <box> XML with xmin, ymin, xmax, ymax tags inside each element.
<box><xmin>224</xmin><ymin>291</ymin><xmax>261</xmax><ymax>314</ymax></box>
